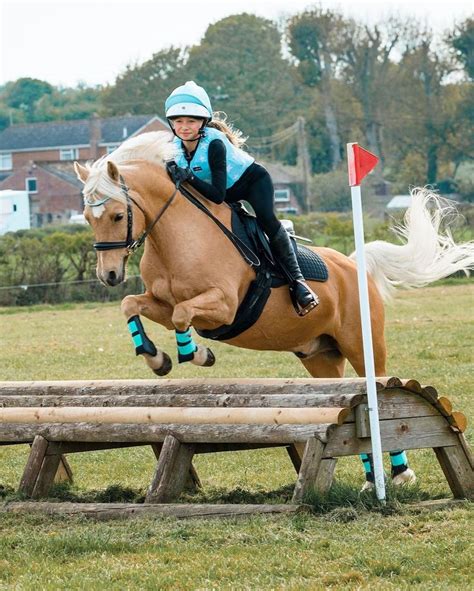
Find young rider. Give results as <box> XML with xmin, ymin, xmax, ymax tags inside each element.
<box><xmin>165</xmin><ymin>81</ymin><xmax>318</xmax><ymax>316</ymax></box>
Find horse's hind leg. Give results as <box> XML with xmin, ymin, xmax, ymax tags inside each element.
<box><xmin>299</xmin><ymin>349</ymin><xmax>347</xmax><ymax>378</ymax></box>
<box><xmin>337</xmin><ymin>318</ymin><xmax>417</xmax><ymax>490</ymax></box>
<box><xmin>121</xmin><ymin>293</ymin><xmax>174</xmax><ymax>376</ymax></box>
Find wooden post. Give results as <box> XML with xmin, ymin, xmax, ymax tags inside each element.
<box><xmin>434</xmin><ymin>443</ymin><xmax>474</xmax><ymax>499</ymax></box>
<box><xmin>150</xmin><ymin>443</ymin><xmax>201</xmax><ymax>491</ymax></box>
<box><xmin>54</xmin><ymin>455</ymin><xmax>74</xmax><ymax>484</ymax></box>
<box><xmin>18</xmin><ymin>435</ymin><xmax>49</xmax><ymax>497</ymax></box>
<box><xmin>313</xmin><ymin>458</ymin><xmax>337</xmax><ymax>494</ymax></box>
<box><xmin>286</xmin><ymin>443</ymin><xmax>305</xmax><ymax>472</ymax></box>
<box><xmin>292</xmin><ymin>437</ymin><xmax>326</xmax><ymax>503</ymax></box>
<box><xmin>146</xmin><ymin>435</ymin><xmax>195</xmax><ymax>503</ymax></box>
<box><xmin>32</xmin><ymin>454</ymin><xmax>62</xmax><ymax>499</ymax></box>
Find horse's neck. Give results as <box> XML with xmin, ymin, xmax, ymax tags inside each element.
<box><xmin>143</xmin><ymin>188</ymin><xmax>244</xmax><ymax>274</ymax></box>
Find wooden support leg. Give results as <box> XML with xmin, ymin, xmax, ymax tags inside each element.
<box><xmin>287</xmin><ymin>443</ymin><xmax>336</xmax><ymax>494</ymax></box>
<box><xmin>314</xmin><ymin>458</ymin><xmax>337</xmax><ymax>494</ymax></box>
<box><xmin>18</xmin><ymin>436</ymin><xmax>63</xmax><ymax>499</ymax></box>
<box><xmin>146</xmin><ymin>435</ymin><xmax>195</xmax><ymax>503</ymax></box>
<box><xmin>54</xmin><ymin>455</ymin><xmax>74</xmax><ymax>484</ymax></box>
<box><xmin>150</xmin><ymin>443</ymin><xmax>201</xmax><ymax>491</ymax></box>
<box><xmin>286</xmin><ymin>443</ymin><xmax>305</xmax><ymax>472</ymax></box>
<box><xmin>18</xmin><ymin>435</ymin><xmax>49</xmax><ymax>497</ymax></box>
<box><xmin>292</xmin><ymin>437</ymin><xmax>326</xmax><ymax>503</ymax></box>
<box><xmin>434</xmin><ymin>443</ymin><xmax>474</xmax><ymax>500</ymax></box>
<box><xmin>32</xmin><ymin>455</ymin><xmax>62</xmax><ymax>499</ymax></box>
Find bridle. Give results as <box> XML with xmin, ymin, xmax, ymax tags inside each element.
<box><xmin>85</xmin><ymin>175</ymin><xmax>178</xmax><ymax>253</ymax></box>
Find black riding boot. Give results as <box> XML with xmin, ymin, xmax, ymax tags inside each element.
<box><xmin>269</xmin><ymin>225</ymin><xmax>319</xmax><ymax>316</ymax></box>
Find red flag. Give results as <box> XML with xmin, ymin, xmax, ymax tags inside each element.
<box><xmin>347</xmin><ymin>143</ymin><xmax>379</xmax><ymax>186</ymax></box>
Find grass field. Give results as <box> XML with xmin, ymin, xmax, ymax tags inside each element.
<box><xmin>0</xmin><ymin>282</ymin><xmax>473</xmax><ymax>590</ymax></box>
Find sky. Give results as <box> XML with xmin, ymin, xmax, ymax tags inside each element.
<box><xmin>0</xmin><ymin>0</ymin><xmax>472</xmax><ymax>88</ymax></box>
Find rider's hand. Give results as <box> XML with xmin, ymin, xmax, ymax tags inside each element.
<box><xmin>166</xmin><ymin>161</ymin><xmax>194</xmax><ymax>185</ymax></box>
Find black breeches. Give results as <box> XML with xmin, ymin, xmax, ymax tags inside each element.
<box><xmin>226</xmin><ymin>166</ymin><xmax>281</xmax><ymax>238</ymax></box>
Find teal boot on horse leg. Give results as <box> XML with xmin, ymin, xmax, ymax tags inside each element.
<box><xmin>360</xmin><ymin>451</ymin><xmax>416</xmax><ymax>492</ymax></box>
<box><xmin>127</xmin><ymin>314</ymin><xmax>172</xmax><ymax>376</ymax></box>
<box><xmin>269</xmin><ymin>226</ymin><xmax>319</xmax><ymax>316</ymax></box>
<box><xmin>175</xmin><ymin>328</ymin><xmax>215</xmax><ymax>367</ymax></box>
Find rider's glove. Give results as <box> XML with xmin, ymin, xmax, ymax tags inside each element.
<box><xmin>166</xmin><ymin>161</ymin><xmax>194</xmax><ymax>185</ymax></box>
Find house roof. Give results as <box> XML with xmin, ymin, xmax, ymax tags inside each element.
<box><xmin>0</xmin><ymin>115</ymin><xmax>168</xmax><ymax>151</ymax></box>
<box><xmin>38</xmin><ymin>163</ymin><xmax>84</xmax><ymax>189</ymax></box>
<box><xmin>259</xmin><ymin>160</ymin><xmax>301</xmax><ymax>184</ymax></box>
<box><xmin>386</xmin><ymin>195</ymin><xmax>412</xmax><ymax>209</ymax></box>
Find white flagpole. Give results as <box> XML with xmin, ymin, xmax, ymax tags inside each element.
<box><xmin>350</xmin><ymin>183</ymin><xmax>386</xmax><ymax>502</ymax></box>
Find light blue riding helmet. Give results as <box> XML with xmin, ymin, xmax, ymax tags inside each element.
<box><xmin>165</xmin><ymin>81</ymin><xmax>213</xmax><ymax>120</ymax></box>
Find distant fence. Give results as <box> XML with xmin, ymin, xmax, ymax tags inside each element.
<box><xmin>0</xmin><ymin>276</ymin><xmax>144</xmax><ymax>307</ymax></box>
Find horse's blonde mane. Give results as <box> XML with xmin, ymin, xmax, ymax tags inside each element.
<box><xmin>81</xmin><ymin>131</ymin><xmax>177</xmax><ymax>209</ymax></box>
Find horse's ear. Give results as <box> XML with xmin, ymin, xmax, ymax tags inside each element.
<box><xmin>107</xmin><ymin>160</ymin><xmax>120</xmax><ymax>182</ymax></box>
<box><xmin>74</xmin><ymin>161</ymin><xmax>89</xmax><ymax>184</ymax></box>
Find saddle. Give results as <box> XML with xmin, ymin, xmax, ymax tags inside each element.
<box><xmin>195</xmin><ymin>202</ymin><xmax>328</xmax><ymax>342</ymax></box>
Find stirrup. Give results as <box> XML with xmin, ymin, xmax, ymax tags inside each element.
<box><xmin>289</xmin><ymin>281</ymin><xmax>319</xmax><ymax>317</ymax></box>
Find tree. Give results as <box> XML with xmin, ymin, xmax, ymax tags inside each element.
<box><xmin>395</xmin><ymin>32</ymin><xmax>456</xmax><ymax>184</ymax></box>
<box><xmin>184</xmin><ymin>14</ymin><xmax>301</xmax><ymax>138</ymax></box>
<box><xmin>100</xmin><ymin>47</ymin><xmax>189</xmax><ymax>116</ymax></box>
<box><xmin>287</xmin><ymin>8</ymin><xmax>346</xmax><ymax>169</ymax></box>
<box><xmin>5</xmin><ymin>78</ymin><xmax>53</xmax><ymax>121</ymax></box>
<box><xmin>338</xmin><ymin>19</ymin><xmax>405</xmax><ymax>174</ymax></box>
<box><xmin>448</xmin><ymin>17</ymin><xmax>474</xmax><ymax>79</ymax></box>
<box><xmin>34</xmin><ymin>85</ymin><xmax>101</xmax><ymax>122</ymax></box>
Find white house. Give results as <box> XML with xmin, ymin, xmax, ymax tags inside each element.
<box><xmin>0</xmin><ymin>190</ymin><xmax>31</xmax><ymax>234</ymax></box>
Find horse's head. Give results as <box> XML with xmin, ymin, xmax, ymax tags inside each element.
<box><xmin>74</xmin><ymin>131</ymin><xmax>177</xmax><ymax>286</ymax></box>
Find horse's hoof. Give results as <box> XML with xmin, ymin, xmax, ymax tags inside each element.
<box><xmin>153</xmin><ymin>352</ymin><xmax>173</xmax><ymax>376</ymax></box>
<box><xmin>392</xmin><ymin>468</ymin><xmax>416</xmax><ymax>487</ymax></box>
<box><xmin>360</xmin><ymin>480</ymin><xmax>375</xmax><ymax>493</ymax></box>
<box><xmin>203</xmin><ymin>348</ymin><xmax>216</xmax><ymax>367</ymax></box>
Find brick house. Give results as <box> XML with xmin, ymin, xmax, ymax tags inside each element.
<box><xmin>260</xmin><ymin>161</ymin><xmax>304</xmax><ymax>214</ymax></box>
<box><xmin>0</xmin><ymin>114</ymin><xmax>169</xmax><ymax>227</ymax></box>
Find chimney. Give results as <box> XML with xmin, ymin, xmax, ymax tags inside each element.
<box><xmin>89</xmin><ymin>114</ymin><xmax>101</xmax><ymax>159</ymax></box>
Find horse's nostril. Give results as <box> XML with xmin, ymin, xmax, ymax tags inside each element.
<box><xmin>107</xmin><ymin>271</ymin><xmax>118</xmax><ymax>285</ymax></box>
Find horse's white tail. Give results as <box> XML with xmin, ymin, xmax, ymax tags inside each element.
<box><xmin>352</xmin><ymin>188</ymin><xmax>474</xmax><ymax>301</ymax></box>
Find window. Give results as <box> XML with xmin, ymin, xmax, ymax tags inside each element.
<box><xmin>106</xmin><ymin>144</ymin><xmax>120</xmax><ymax>154</ymax></box>
<box><xmin>274</xmin><ymin>189</ymin><xmax>290</xmax><ymax>203</ymax></box>
<box><xmin>13</xmin><ymin>204</ymin><xmax>17</xmax><ymax>212</ymax></box>
<box><xmin>60</xmin><ymin>147</ymin><xmax>79</xmax><ymax>160</ymax></box>
<box><xmin>26</xmin><ymin>177</ymin><xmax>38</xmax><ymax>193</ymax></box>
<box><xmin>0</xmin><ymin>153</ymin><xmax>12</xmax><ymax>170</ymax></box>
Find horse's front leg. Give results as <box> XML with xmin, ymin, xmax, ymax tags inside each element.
<box><xmin>172</xmin><ymin>287</ymin><xmax>236</xmax><ymax>368</ymax></box>
<box><xmin>121</xmin><ymin>292</ymin><xmax>174</xmax><ymax>376</ymax></box>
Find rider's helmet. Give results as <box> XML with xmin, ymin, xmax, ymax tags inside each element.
<box><xmin>165</xmin><ymin>81</ymin><xmax>212</xmax><ymax>121</ymax></box>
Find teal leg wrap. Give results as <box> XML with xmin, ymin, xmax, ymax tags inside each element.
<box><xmin>127</xmin><ymin>315</ymin><xmax>157</xmax><ymax>356</ymax></box>
<box><xmin>360</xmin><ymin>453</ymin><xmax>374</xmax><ymax>482</ymax></box>
<box><xmin>390</xmin><ymin>450</ymin><xmax>409</xmax><ymax>477</ymax></box>
<box><xmin>175</xmin><ymin>329</ymin><xmax>197</xmax><ymax>363</ymax></box>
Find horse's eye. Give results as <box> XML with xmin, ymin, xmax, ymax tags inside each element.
<box><xmin>114</xmin><ymin>213</ymin><xmax>124</xmax><ymax>222</ymax></box>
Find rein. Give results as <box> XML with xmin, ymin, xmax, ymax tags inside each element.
<box><xmin>178</xmin><ymin>184</ymin><xmax>261</xmax><ymax>267</ymax></box>
<box><xmin>86</xmin><ymin>175</ymin><xmax>178</xmax><ymax>253</ymax></box>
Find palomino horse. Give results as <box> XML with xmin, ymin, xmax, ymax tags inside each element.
<box><xmin>75</xmin><ymin>131</ymin><xmax>474</xmax><ymax>488</ymax></box>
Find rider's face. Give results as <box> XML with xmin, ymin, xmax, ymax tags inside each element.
<box><xmin>171</xmin><ymin>117</ymin><xmax>204</xmax><ymax>141</ymax></box>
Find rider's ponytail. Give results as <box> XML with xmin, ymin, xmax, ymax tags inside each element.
<box><xmin>207</xmin><ymin>112</ymin><xmax>247</xmax><ymax>148</ymax></box>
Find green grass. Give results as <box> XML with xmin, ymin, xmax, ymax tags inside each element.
<box><xmin>0</xmin><ymin>281</ymin><xmax>473</xmax><ymax>590</ymax></box>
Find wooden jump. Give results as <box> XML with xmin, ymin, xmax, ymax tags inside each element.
<box><xmin>0</xmin><ymin>377</ymin><xmax>472</xmax><ymax>519</ymax></box>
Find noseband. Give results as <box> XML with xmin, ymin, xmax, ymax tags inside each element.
<box><xmin>85</xmin><ymin>175</ymin><xmax>178</xmax><ymax>253</ymax></box>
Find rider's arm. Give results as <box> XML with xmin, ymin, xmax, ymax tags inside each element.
<box><xmin>187</xmin><ymin>139</ymin><xmax>227</xmax><ymax>204</ymax></box>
